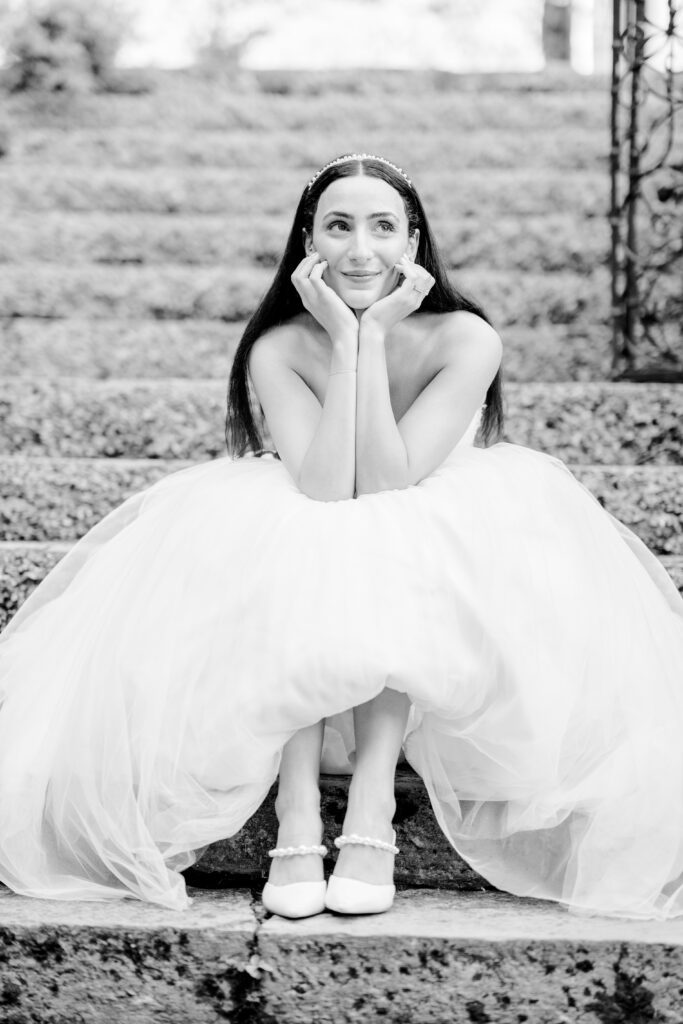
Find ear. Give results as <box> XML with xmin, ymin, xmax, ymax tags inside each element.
<box><xmin>406</xmin><ymin>229</ymin><xmax>420</xmax><ymax>262</ymax></box>
<box><xmin>302</xmin><ymin>229</ymin><xmax>315</xmax><ymax>256</ymax></box>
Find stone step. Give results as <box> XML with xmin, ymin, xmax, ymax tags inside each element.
<box><xmin>188</xmin><ymin>767</ymin><xmax>489</xmax><ymax>891</ymax></box>
<box><xmin>0</xmin><ymin>166</ymin><xmax>609</xmax><ymax>216</ymax></box>
<box><xmin>0</xmin><ymin>264</ymin><xmax>614</xmax><ymax>327</ymax></box>
<box><xmin>0</xmin><ymin>210</ymin><xmax>608</xmax><ymax>275</ymax></box>
<box><xmin>2</xmin><ymin>456</ymin><xmax>681</xmax><ymax>555</ymax></box>
<box><xmin>2</xmin><ymin>543</ymin><xmax>683</xmax><ymax>637</ymax></box>
<box><xmin>0</xmin><ymin>319</ymin><xmax>614</xmax><ymax>383</ymax></box>
<box><xmin>4</xmin><ymin>125</ymin><xmax>613</xmax><ymax>171</ymax></box>
<box><xmin>0</xmin><ymin>886</ymin><xmax>681</xmax><ymax>1023</ymax></box>
<box><xmin>6</xmin><ymin>73</ymin><xmax>609</xmax><ymax>132</ymax></box>
<box><xmin>0</xmin><ymin>379</ymin><xmax>680</xmax><ymax>463</ymax></box>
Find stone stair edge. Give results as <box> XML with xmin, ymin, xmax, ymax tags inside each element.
<box><xmin>1</xmin><ymin>886</ymin><xmax>682</xmax><ymax>943</ymax></box>
<box><xmin>1</xmin><ymin>884</ymin><xmax>681</xmax><ymax>1024</ymax></box>
<box><xmin>6</xmin><ymin>89</ymin><xmax>610</xmax><ymax>133</ymax></box>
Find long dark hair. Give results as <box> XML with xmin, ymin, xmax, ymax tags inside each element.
<box><xmin>225</xmin><ymin>155</ymin><xmax>504</xmax><ymax>456</ymax></box>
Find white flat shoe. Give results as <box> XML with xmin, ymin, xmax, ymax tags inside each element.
<box><xmin>261</xmin><ymin>842</ymin><xmax>328</xmax><ymax>919</ymax></box>
<box><xmin>325</xmin><ymin>831</ymin><xmax>399</xmax><ymax>916</ymax></box>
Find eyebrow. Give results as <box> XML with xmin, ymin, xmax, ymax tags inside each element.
<box><xmin>322</xmin><ymin>210</ymin><xmax>399</xmax><ymax>219</ymax></box>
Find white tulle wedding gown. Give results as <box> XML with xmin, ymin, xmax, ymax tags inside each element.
<box><xmin>1</xmin><ymin>405</ymin><xmax>683</xmax><ymax>918</ymax></box>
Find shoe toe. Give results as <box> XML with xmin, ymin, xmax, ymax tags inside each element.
<box><xmin>261</xmin><ymin>880</ymin><xmax>327</xmax><ymax>919</ymax></box>
<box><xmin>324</xmin><ymin>875</ymin><xmax>395</xmax><ymax>915</ymax></box>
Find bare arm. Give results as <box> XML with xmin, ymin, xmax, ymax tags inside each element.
<box><xmin>355</xmin><ymin>311</ymin><xmax>502</xmax><ymax>496</ymax></box>
<box><xmin>249</xmin><ymin>330</ymin><xmax>358</xmax><ymax>501</ymax></box>
<box><xmin>248</xmin><ymin>254</ymin><xmax>360</xmax><ymax>502</ymax></box>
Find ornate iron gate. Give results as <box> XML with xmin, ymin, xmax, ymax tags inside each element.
<box><xmin>610</xmin><ymin>0</ymin><xmax>683</xmax><ymax>380</ymax></box>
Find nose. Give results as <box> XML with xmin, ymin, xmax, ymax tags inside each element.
<box><xmin>347</xmin><ymin>228</ymin><xmax>373</xmax><ymax>262</ymax></box>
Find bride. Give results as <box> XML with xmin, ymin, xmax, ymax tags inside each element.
<box><xmin>1</xmin><ymin>153</ymin><xmax>682</xmax><ymax>922</ymax></box>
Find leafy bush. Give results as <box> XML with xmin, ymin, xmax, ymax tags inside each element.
<box><xmin>1</xmin><ymin>379</ymin><xmax>681</xmax><ymax>464</ymax></box>
<box><xmin>4</xmin><ymin>0</ymin><xmax>135</xmax><ymax>94</ymax></box>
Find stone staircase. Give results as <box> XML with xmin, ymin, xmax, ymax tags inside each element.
<box><xmin>1</xmin><ymin>69</ymin><xmax>682</xmax><ymax>1020</ymax></box>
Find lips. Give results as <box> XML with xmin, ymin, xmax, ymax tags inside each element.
<box><xmin>342</xmin><ymin>271</ymin><xmax>382</xmax><ymax>280</ymax></box>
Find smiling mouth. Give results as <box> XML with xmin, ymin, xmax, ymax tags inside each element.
<box><xmin>342</xmin><ymin>272</ymin><xmax>382</xmax><ymax>280</ymax></box>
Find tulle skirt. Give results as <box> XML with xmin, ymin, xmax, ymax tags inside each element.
<box><xmin>1</xmin><ymin>440</ymin><xmax>682</xmax><ymax>917</ymax></box>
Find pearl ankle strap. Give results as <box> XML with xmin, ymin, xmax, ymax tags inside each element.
<box><xmin>334</xmin><ymin>833</ymin><xmax>399</xmax><ymax>855</ymax></box>
<box><xmin>267</xmin><ymin>843</ymin><xmax>328</xmax><ymax>858</ymax></box>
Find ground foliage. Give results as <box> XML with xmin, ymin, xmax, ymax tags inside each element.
<box><xmin>1</xmin><ymin>455</ymin><xmax>680</xmax><ymax>554</ymax></box>
<box><xmin>0</xmin><ymin>320</ymin><xmax>612</xmax><ymax>383</ymax></box>
<box><xmin>1</xmin><ymin>379</ymin><xmax>680</xmax><ymax>465</ymax></box>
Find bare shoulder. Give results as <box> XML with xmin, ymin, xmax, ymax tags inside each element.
<box><xmin>431</xmin><ymin>311</ymin><xmax>503</xmax><ymax>372</ymax></box>
<box><xmin>248</xmin><ymin>320</ymin><xmax>307</xmax><ymax>373</ymax></box>
<box><xmin>246</xmin><ymin>323</ymin><xmax>301</xmax><ymax>368</ymax></box>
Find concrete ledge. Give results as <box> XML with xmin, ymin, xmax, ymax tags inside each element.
<box><xmin>1</xmin><ymin>379</ymin><xmax>681</xmax><ymax>463</ymax></box>
<box><xmin>2</xmin><ymin>887</ymin><xmax>683</xmax><ymax>1023</ymax></box>
<box><xmin>0</xmin><ymin>888</ymin><xmax>258</xmax><ymax>1024</ymax></box>
<box><xmin>2</xmin><ymin>457</ymin><xmax>681</xmax><ymax>553</ymax></box>
<box><xmin>259</xmin><ymin>890</ymin><xmax>683</xmax><ymax>1023</ymax></box>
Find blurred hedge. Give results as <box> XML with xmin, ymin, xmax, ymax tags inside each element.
<box><xmin>0</xmin><ymin>456</ymin><xmax>190</xmax><ymax>541</ymax></box>
<box><xmin>0</xmin><ymin>544</ymin><xmax>67</xmax><ymax>631</ymax></box>
<box><xmin>6</xmin><ymin>126</ymin><xmax>615</xmax><ymax>172</ymax></box>
<box><xmin>1</xmin><ymin>379</ymin><xmax>680</xmax><ymax>464</ymax></box>
<box><xmin>0</xmin><ymin>212</ymin><xmax>609</xmax><ymax>275</ymax></box>
<box><xmin>0</xmin><ymin>167</ymin><xmax>609</xmax><ymax>218</ymax></box>
<box><xmin>0</xmin><ymin>265</ymin><xmax>613</xmax><ymax>327</ymax></box>
<box><xmin>4</xmin><ymin>70</ymin><xmax>610</xmax><ymax>131</ymax></box>
<box><xmin>0</xmin><ymin>318</ymin><xmax>241</xmax><ymax>380</ymax></box>
<box><xmin>0</xmin><ymin>319</ymin><xmax>612</xmax><ymax>383</ymax></box>
<box><xmin>2</xmin><ymin>456</ymin><xmax>681</xmax><ymax>554</ymax></box>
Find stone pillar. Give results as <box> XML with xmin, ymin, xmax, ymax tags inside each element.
<box><xmin>571</xmin><ymin>0</ymin><xmax>596</xmax><ymax>72</ymax></box>
<box><xmin>593</xmin><ymin>0</ymin><xmax>613</xmax><ymax>74</ymax></box>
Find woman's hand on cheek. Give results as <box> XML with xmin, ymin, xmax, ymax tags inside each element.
<box><xmin>360</xmin><ymin>256</ymin><xmax>435</xmax><ymax>339</ymax></box>
<box><xmin>291</xmin><ymin>253</ymin><xmax>359</xmax><ymax>344</ymax></box>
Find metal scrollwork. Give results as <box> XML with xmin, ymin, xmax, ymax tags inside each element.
<box><xmin>610</xmin><ymin>0</ymin><xmax>683</xmax><ymax>380</ymax></box>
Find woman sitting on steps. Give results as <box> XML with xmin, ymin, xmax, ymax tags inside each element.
<box><xmin>0</xmin><ymin>154</ymin><xmax>682</xmax><ymax>922</ymax></box>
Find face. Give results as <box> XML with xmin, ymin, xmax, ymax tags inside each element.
<box><xmin>306</xmin><ymin>174</ymin><xmax>419</xmax><ymax>310</ymax></box>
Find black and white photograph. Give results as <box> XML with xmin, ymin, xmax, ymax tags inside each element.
<box><xmin>0</xmin><ymin>0</ymin><xmax>682</xmax><ymax>1020</ymax></box>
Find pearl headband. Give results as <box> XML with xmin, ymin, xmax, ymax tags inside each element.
<box><xmin>306</xmin><ymin>153</ymin><xmax>413</xmax><ymax>192</ymax></box>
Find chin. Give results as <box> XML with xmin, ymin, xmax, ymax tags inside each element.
<box><xmin>333</xmin><ymin>277</ymin><xmax>393</xmax><ymax>311</ymax></box>
<box><xmin>344</xmin><ymin>295</ymin><xmax>377</xmax><ymax>311</ymax></box>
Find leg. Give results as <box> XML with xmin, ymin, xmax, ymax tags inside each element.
<box><xmin>268</xmin><ymin>720</ymin><xmax>325</xmax><ymax>886</ymax></box>
<box><xmin>333</xmin><ymin>687</ymin><xmax>411</xmax><ymax>884</ymax></box>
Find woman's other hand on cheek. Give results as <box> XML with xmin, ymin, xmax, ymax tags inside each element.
<box><xmin>360</xmin><ymin>256</ymin><xmax>435</xmax><ymax>340</ymax></box>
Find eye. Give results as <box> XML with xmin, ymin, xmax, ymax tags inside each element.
<box><xmin>327</xmin><ymin>220</ymin><xmax>350</xmax><ymax>232</ymax></box>
<box><xmin>376</xmin><ymin>220</ymin><xmax>397</xmax><ymax>232</ymax></box>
